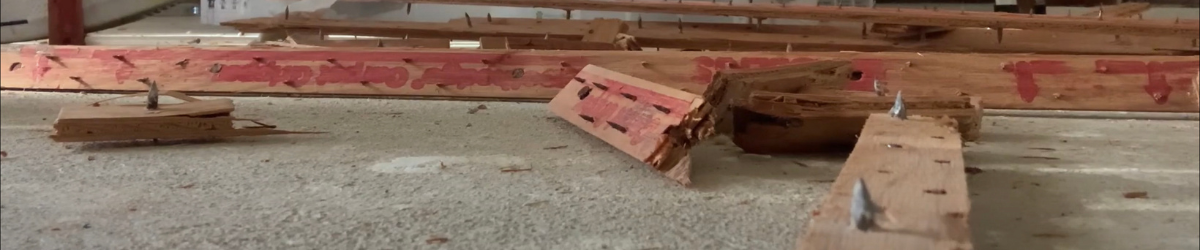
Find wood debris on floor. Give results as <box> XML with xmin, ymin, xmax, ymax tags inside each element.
<box><xmin>548</xmin><ymin>65</ymin><xmax>715</xmax><ymax>186</ymax></box>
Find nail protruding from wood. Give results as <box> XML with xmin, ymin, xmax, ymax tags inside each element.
<box><xmin>465</xmin><ymin>13</ymin><xmax>473</xmax><ymax>27</ymax></box>
<box><xmin>637</xmin><ymin>16</ymin><xmax>643</xmax><ymax>28</ymax></box>
<box><xmin>889</xmin><ymin>91</ymin><xmax>907</xmax><ymax>120</ymax></box>
<box><xmin>9</xmin><ymin>62</ymin><xmax>21</xmax><ymax>71</ymax></box>
<box><xmin>995</xmin><ymin>27</ymin><xmax>1004</xmax><ymax>44</ymax></box>
<box><xmin>175</xmin><ymin>59</ymin><xmax>189</xmax><ymax>68</ymax></box>
<box><xmin>677</xmin><ymin>18</ymin><xmax>683</xmax><ymax>33</ymax></box>
<box><xmin>873</xmin><ymin>79</ymin><xmax>886</xmax><ymax>97</ymax></box>
<box><xmin>592</xmin><ymin>82</ymin><xmax>609</xmax><ymax>91</ymax></box>
<box><xmin>406</xmin><ymin>3</ymin><xmax>413</xmax><ymax>15</ymax></box>
<box><xmin>560</xmin><ymin>61</ymin><xmax>571</xmax><ymax>67</ymax></box>
<box><xmin>579</xmin><ymin>114</ymin><xmax>596</xmax><ymax>123</ymax></box>
<box><xmin>69</xmin><ymin>76</ymin><xmax>83</xmax><ymax>82</ymax></box>
<box><xmin>620</xmin><ymin>93</ymin><xmax>638</xmax><ymax>101</ymax></box>
<box><xmin>253</xmin><ymin>57</ymin><xmax>265</xmax><ymax>63</ymax></box>
<box><xmin>565</xmin><ymin>9</ymin><xmax>572</xmax><ymax>19</ymax></box>
<box><xmin>284</xmin><ymin>6</ymin><xmax>290</xmax><ymax>20</ymax></box>
<box><xmin>640</xmin><ymin>61</ymin><xmax>650</xmax><ymax>68</ymax></box>
<box><xmin>606</xmin><ymin>121</ymin><xmax>628</xmax><ymax>133</ymax></box>
<box><xmin>850</xmin><ymin>178</ymin><xmax>878</xmax><ymax>232</ymax></box>
<box><xmin>487</xmin><ymin>13</ymin><xmax>492</xmax><ymax>23</ymax></box>
<box><xmin>785</xmin><ymin>43</ymin><xmax>792</xmax><ymax>52</ymax></box>
<box><xmin>402</xmin><ymin>58</ymin><xmax>414</xmax><ymax>63</ymax></box>
<box><xmin>652</xmin><ymin>104</ymin><xmax>672</xmax><ymax>114</ymax></box>
<box><xmin>577</xmin><ymin>86</ymin><xmax>593</xmax><ymax>100</ymax></box>
<box><xmin>137</xmin><ymin>78</ymin><xmax>159</xmax><ymax>110</ymax></box>
<box><xmin>112</xmin><ymin>55</ymin><xmax>131</xmax><ymax>65</ymax></box>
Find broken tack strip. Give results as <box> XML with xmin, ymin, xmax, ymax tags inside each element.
<box><xmin>548</xmin><ymin>65</ymin><xmax>714</xmax><ymax>186</ymax></box>
<box><xmin>797</xmin><ymin>114</ymin><xmax>971</xmax><ymax>250</ymax></box>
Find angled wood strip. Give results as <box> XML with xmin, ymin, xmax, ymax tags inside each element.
<box><xmin>1</xmin><ymin>45</ymin><xmax>1197</xmax><ymax>112</ymax></box>
<box><xmin>1082</xmin><ymin>2</ymin><xmax>1152</xmax><ymax>19</ymax></box>
<box><xmin>368</xmin><ymin>0</ymin><xmax>1198</xmax><ymax>38</ymax></box>
<box><xmin>548</xmin><ymin>65</ymin><xmax>714</xmax><ymax>186</ymax></box>
<box><xmin>797</xmin><ymin>114</ymin><xmax>971</xmax><ymax>250</ymax></box>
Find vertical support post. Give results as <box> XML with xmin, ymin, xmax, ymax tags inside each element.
<box><xmin>48</xmin><ymin>0</ymin><xmax>86</xmax><ymax>45</ymax></box>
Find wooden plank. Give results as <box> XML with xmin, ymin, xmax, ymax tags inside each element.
<box><xmin>223</xmin><ymin>17</ymin><xmax>1193</xmax><ymax>55</ymax></box>
<box><xmin>377</xmin><ymin>0</ymin><xmax>1198</xmax><ymax>38</ymax></box>
<box><xmin>48</xmin><ymin>0</ymin><xmax>85</xmax><ymax>45</ymax></box>
<box><xmin>1</xmin><ymin>45</ymin><xmax>1197</xmax><ymax>112</ymax></box>
<box><xmin>548</xmin><ymin>65</ymin><xmax>714</xmax><ymax>186</ymax></box>
<box><xmin>797</xmin><ymin>114</ymin><xmax>971</xmax><ymax>250</ymax></box>
<box><xmin>57</xmin><ymin>99</ymin><xmax>235</xmax><ymax>120</ymax></box>
<box><xmin>580</xmin><ymin>18</ymin><xmax>628</xmax><ymax>44</ymax></box>
<box><xmin>1082</xmin><ymin>2</ymin><xmax>1152</xmax><ymax>18</ymax></box>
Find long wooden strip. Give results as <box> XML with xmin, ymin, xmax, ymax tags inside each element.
<box><xmin>1</xmin><ymin>45</ymin><xmax>1197</xmax><ymax>112</ymax></box>
<box><xmin>358</xmin><ymin>0</ymin><xmax>1198</xmax><ymax>38</ymax></box>
<box><xmin>223</xmin><ymin>17</ymin><xmax>1194</xmax><ymax>55</ymax></box>
<box><xmin>797</xmin><ymin>114</ymin><xmax>971</xmax><ymax>250</ymax></box>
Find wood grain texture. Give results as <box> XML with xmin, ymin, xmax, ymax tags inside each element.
<box><xmin>797</xmin><ymin>114</ymin><xmax>971</xmax><ymax>250</ymax></box>
<box><xmin>372</xmin><ymin>0</ymin><xmax>1198</xmax><ymax>38</ymax></box>
<box><xmin>48</xmin><ymin>0</ymin><xmax>85</xmax><ymax>45</ymax></box>
<box><xmin>548</xmin><ymin>65</ymin><xmax>712</xmax><ymax>186</ymax></box>
<box><xmin>1082</xmin><ymin>2</ymin><xmax>1152</xmax><ymax>18</ymax></box>
<box><xmin>1</xmin><ymin>45</ymin><xmax>1197</xmax><ymax>112</ymax></box>
<box><xmin>580</xmin><ymin>18</ymin><xmax>627</xmax><ymax>44</ymax></box>
<box><xmin>223</xmin><ymin>17</ymin><xmax>1194</xmax><ymax>55</ymax></box>
<box><xmin>734</xmin><ymin>91</ymin><xmax>981</xmax><ymax>153</ymax></box>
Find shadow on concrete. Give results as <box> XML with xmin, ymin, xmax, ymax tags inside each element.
<box><xmin>688</xmin><ymin>141</ymin><xmax>846</xmax><ymax>191</ymax></box>
<box><xmin>966</xmin><ymin>150</ymin><xmax>1198</xmax><ymax>250</ymax></box>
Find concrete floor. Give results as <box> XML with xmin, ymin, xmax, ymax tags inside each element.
<box><xmin>1</xmin><ymin>91</ymin><xmax>1197</xmax><ymax>250</ymax></box>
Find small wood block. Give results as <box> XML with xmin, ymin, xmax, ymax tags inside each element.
<box><xmin>581</xmin><ymin>18</ymin><xmax>629</xmax><ymax>44</ymax></box>
<box><xmin>51</xmin><ymin>96</ymin><xmax>316</xmax><ymax>143</ymax></box>
<box><xmin>56</xmin><ymin>99</ymin><xmax>235</xmax><ymax>121</ymax></box>
<box><xmin>548</xmin><ymin>65</ymin><xmax>715</xmax><ymax>186</ymax></box>
<box><xmin>796</xmin><ymin>114</ymin><xmax>972</xmax><ymax>250</ymax></box>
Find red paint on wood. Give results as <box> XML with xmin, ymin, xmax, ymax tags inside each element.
<box><xmin>848</xmin><ymin>59</ymin><xmax>886</xmax><ymax>91</ymax></box>
<box><xmin>17</xmin><ymin>47</ymin><xmax>587</xmax><ymax>91</ymax></box>
<box><xmin>1095</xmin><ymin>60</ymin><xmax>1200</xmax><ymax>104</ymax></box>
<box><xmin>691</xmin><ymin>56</ymin><xmax>886</xmax><ymax>90</ymax></box>
<box><xmin>1003</xmin><ymin>60</ymin><xmax>1071</xmax><ymax>103</ymax></box>
<box><xmin>48</xmin><ymin>0</ymin><xmax>85</xmax><ymax>45</ymax></box>
<box><xmin>573</xmin><ymin>71</ymin><xmax>691</xmax><ymax>146</ymax></box>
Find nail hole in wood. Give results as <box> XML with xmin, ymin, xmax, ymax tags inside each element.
<box><xmin>606</xmin><ymin>121</ymin><xmax>628</xmax><ymax>133</ymax></box>
<box><xmin>360</xmin><ymin>81</ymin><xmax>370</xmax><ymax>86</ymax></box>
<box><xmin>9</xmin><ymin>62</ymin><xmax>22</xmax><ymax>71</ymax></box>
<box><xmin>511</xmin><ymin>68</ymin><xmax>524</xmax><ymax>78</ymax></box>
<box><xmin>573</xmin><ymin>77</ymin><xmax>586</xmax><ymax>83</ymax></box>
<box><xmin>578</xmin><ymin>114</ymin><xmax>596</xmax><ymax>123</ymax></box>
<box><xmin>947</xmin><ymin>212</ymin><xmax>966</xmax><ymax>219</ymax></box>
<box><xmin>877</xmin><ymin>170</ymin><xmax>892</xmax><ymax>174</ymax></box>
<box><xmin>620</xmin><ymin>93</ymin><xmax>638</xmax><ymax>101</ymax></box>
<box><xmin>652</xmin><ymin>104</ymin><xmax>672</xmax><ymax>114</ymax></box>
<box><xmin>592</xmin><ymin>82</ymin><xmax>609</xmax><ymax>91</ymax></box>
<box><xmin>932</xmin><ymin>136</ymin><xmax>945</xmax><ymax>139</ymax></box>
<box><xmin>924</xmin><ymin>189</ymin><xmax>947</xmax><ymax>195</ymax></box>
<box><xmin>577</xmin><ymin>86</ymin><xmax>593</xmax><ymax>100</ymax></box>
<box><xmin>849</xmin><ymin>71</ymin><xmax>864</xmax><ymax>80</ymax></box>
<box><xmin>175</xmin><ymin>59</ymin><xmax>189</xmax><ymax>68</ymax></box>
<box><xmin>209</xmin><ymin>64</ymin><xmax>223</xmax><ymax>73</ymax></box>
<box><xmin>935</xmin><ymin>160</ymin><xmax>951</xmax><ymax>164</ymax></box>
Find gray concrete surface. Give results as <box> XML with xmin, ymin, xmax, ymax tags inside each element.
<box><xmin>1</xmin><ymin>91</ymin><xmax>1197</xmax><ymax>250</ymax></box>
